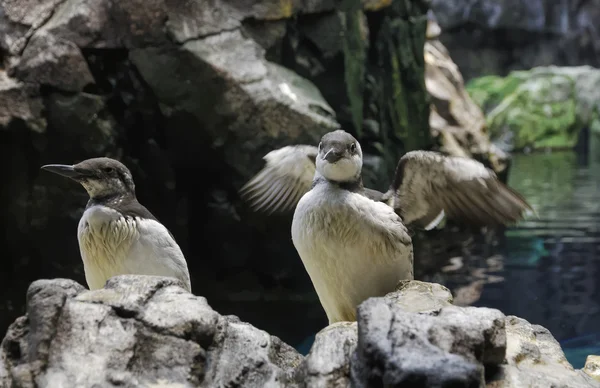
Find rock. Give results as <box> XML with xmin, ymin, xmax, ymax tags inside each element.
<box><xmin>351</xmin><ymin>298</ymin><xmax>491</xmax><ymax>387</ymax></box>
<box><xmin>425</xmin><ymin>27</ymin><xmax>509</xmax><ymax>173</ymax></box>
<box><xmin>430</xmin><ymin>0</ymin><xmax>600</xmax><ymax>81</ymax></box>
<box><xmin>130</xmin><ymin>28</ymin><xmax>339</xmax><ymax>176</ymax></box>
<box><xmin>466</xmin><ymin>66</ymin><xmax>600</xmax><ymax>151</ymax></box>
<box><xmin>387</xmin><ymin>279</ymin><xmax>453</xmax><ymax>314</ymax></box>
<box><xmin>0</xmin><ymin>71</ymin><xmax>45</xmax><ymax>131</ymax></box>
<box><xmin>10</xmin><ymin>31</ymin><xmax>95</xmax><ymax>92</ymax></box>
<box><xmin>2</xmin><ymin>279</ymin><xmax>596</xmax><ymax>388</ymax></box>
<box><xmin>584</xmin><ymin>355</ymin><xmax>600</xmax><ymax>382</ymax></box>
<box><xmin>0</xmin><ymin>276</ymin><xmax>303</xmax><ymax>387</ymax></box>
<box><xmin>0</xmin><ymin>0</ymin><xmax>502</xmax><ymax>354</ymax></box>
<box><xmin>296</xmin><ymin>321</ymin><xmax>358</xmax><ymax>387</ymax></box>
<box><xmin>0</xmin><ymin>0</ymin><xmax>66</xmax><ymax>55</ymax></box>
<box><xmin>487</xmin><ymin>316</ymin><xmax>599</xmax><ymax>388</ymax></box>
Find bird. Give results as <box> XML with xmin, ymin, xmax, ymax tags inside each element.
<box><xmin>41</xmin><ymin>157</ymin><xmax>191</xmax><ymax>292</ymax></box>
<box><xmin>240</xmin><ymin>129</ymin><xmax>532</xmax><ymax>323</ymax></box>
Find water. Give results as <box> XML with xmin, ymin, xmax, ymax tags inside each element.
<box><xmin>442</xmin><ymin>137</ymin><xmax>600</xmax><ymax>369</ymax></box>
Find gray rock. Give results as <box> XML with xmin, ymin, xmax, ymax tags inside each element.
<box><xmin>0</xmin><ymin>0</ymin><xmax>66</xmax><ymax>55</ymax></box>
<box><xmin>0</xmin><ymin>71</ymin><xmax>45</xmax><ymax>131</ymax></box>
<box><xmin>0</xmin><ymin>276</ymin><xmax>303</xmax><ymax>388</ymax></box>
<box><xmin>297</xmin><ymin>322</ymin><xmax>358</xmax><ymax>388</ymax></box>
<box><xmin>351</xmin><ymin>297</ymin><xmax>486</xmax><ymax>388</ymax></box>
<box><xmin>387</xmin><ymin>279</ymin><xmax>454</xmax><ymax>314</ymax></box>
<box><xmin>11</xmin><ymin>31</ymin><xmax>94</xmax><ymax>92</ymax></box>
<box><xmin>130</xmin><ymin>28</ymin><xmax>339</xmax><ymax>175</ymax></box>
<box><xmin>487</xmin><ymin>316</ymin><xmax>600</xmax><ymax>388</ymax></box>
<box><xmin>430</xmin><ymin>0</ymin><xmax>600</xmax><ymax>80</ymax></box>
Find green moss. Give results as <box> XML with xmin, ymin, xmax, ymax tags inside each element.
<box><xmin>466</xmin><ymin>75</ymin><xmax>524</xmax><ymax>113</ymax></box>
<box><xmin>466</xmin><ymin>67</ymin><xmax>600</xmax><ymax>151</ymax></box>
<box><xmin>376</xmin><ymin>0</ymin><xmax>430</xmax><ymax>154</ymax></box>
<box><xmin>340</xmin><ymin>0</ymin><xmax>366</xmax><ymax>136</ymax></box>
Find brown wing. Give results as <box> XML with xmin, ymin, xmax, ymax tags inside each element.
<box><xmin>240</xmin><ymin>145</ymin><xmax>318</xmax><ymax>214</ymax></box>
<box><xmin>384</xmin><ymin>151</ymin><xmax>533</xmax><ymax>229</ymax></box>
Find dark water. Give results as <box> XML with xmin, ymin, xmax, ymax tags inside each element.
<box><xmin>441</xmin><ymin>136</ymin><xmax>600</xmax><ymax>369</ymax></box>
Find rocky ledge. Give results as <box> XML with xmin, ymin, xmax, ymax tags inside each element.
<box><xmin>1</xmin><ymin>276</ymin><xmax>598</xmax><ymax>388</ymax></box>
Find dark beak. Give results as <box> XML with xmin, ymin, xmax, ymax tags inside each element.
<box><xmin>40</xmin><ymin>164</ymin><xmax>94</xmax><ymax>180</ymax></box>
<box><xmin>324</xmin><ymin>148</ymin><xmax>344</xmax><ymax>164</ymax></box>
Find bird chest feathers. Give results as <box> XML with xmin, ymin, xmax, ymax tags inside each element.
<box><xmin>77</xmin><ymin>205</ymin><xmax>138</xmax><ymax>281</ymax></box>
<box><xmin>292</xmin><ymin>184</ymin><xmax>414</xmax><ymax>323</ymax></box>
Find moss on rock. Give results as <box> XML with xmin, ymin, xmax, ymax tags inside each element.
<box><xmin>466</xmin><ymin>66</ymin><xmax>600</xmax><ymax>150</ymax></box>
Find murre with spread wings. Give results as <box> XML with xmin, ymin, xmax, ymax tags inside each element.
<box><xmin>240</xmin><ymin>130</ymin><xmax>532</xmax><ymax>323</ymax></box>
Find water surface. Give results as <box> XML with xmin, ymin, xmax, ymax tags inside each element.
<box><xmin>442</xmin><ymin>137</ymin><xmax>600</xmax><ymax>368</ymax></box>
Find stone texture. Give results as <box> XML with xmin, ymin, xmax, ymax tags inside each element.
<box><xmin>0</xmin><ymin>276</ymin><xmax>303</xmax><ymax>387</ymax></box>
<box><xmin>2</xmin><ymin>279</ymin><xmax>597</xmax><ymax>388</ymax></box>
<box><xmin>486</xmin><ymin>316</ymin><xmax>599</xmax><ymax>388</ymax></box>
<box><xmin>11</xmin><ymin>31</ymin><xmax>95</xmax><ymax>92</ymax></box>
<box><xmin>430</xmin><ymin>0</ymin><xmax>600</xmax><ymax>81</ymax></box>
<box><xmin>584</xmin><ymin>355</ymin><xmax>600</xmax><ymax>382</ymax></box>
<box><xmin>0</xmin><ymin>71</ymin><xmax>45</xmax><ymax>131</ymax></box>
<box><xmin>0</xmin><ymin>0</ymin><xmax>506</xmax><ymax>353</ymax></box>
<box><xmin>296</xmin><ymin>321</ymin><xmax>358</xmax><ymax>388</ymax></box>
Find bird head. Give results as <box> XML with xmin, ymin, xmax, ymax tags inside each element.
<box><xmin>41</xmin><ymin>157</ymin><xmax>136</xmax><ymax>199</ymax></box>
<box><xmin>315</xmin><ymin>130</ymin><xmax>363</xmax><ymax>183</ymax></box>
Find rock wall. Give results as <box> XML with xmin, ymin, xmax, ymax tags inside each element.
<box><xmin>0</xmin><ymin>0</ymin><xmax>434</xmax><ymax>344</ymax></box>
<box><xmin>2</xmin><ymin>276</ymin><xmax>598</xmax><ymax>387</ymax></box>
<box><xmin>430</xmin><ymin>0</ymin><xmax>600</xmax><ymax>81</ymax></box>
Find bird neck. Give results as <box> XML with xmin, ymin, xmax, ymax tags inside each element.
<box><xmin>312</xmin><ymin>173</ymin><xmax>364</xmax><ymax>193</ymax></box>
<box><xmin>87</xmin><ymin>192</ymin><xmax>137</xmax><ymax>209</ymax></box>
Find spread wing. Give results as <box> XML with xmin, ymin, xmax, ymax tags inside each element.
<box><xmin>384</xmin><ymin>150</ymin><xmax>533</xmax><ymax>230</ymax></box>
<box><xmin>240</xmin><ymin>145</ymin><xmax>318</xmax><ymax>213</ymax></box>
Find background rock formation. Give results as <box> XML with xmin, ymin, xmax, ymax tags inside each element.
<box><xmin>430</xmin><ymin>0</ymin><xmax>600</xmax><ymax>81</ymax></box>
<box><xmin>0</xmin><ymin>0</ymin><xmax>435</xmax><ymax>344</ymax></box>
<box><xmin>2</xmin><ymin>277</ymin><xmax>597</xmax><ymax>387</ymax></box>
<box><xmin>0</xmin><ymin>0</ymin><xmax>509</xmax><ymax>349</ymax></box>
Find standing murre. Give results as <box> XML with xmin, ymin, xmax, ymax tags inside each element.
<box><xmin>240</xmin><ymin>130</ymin><xmax>532</xmax><ymax>323</ymax></box>
<box><xmin>41</xmin><ymin>157</ymin><xmax>191</xmax><ymax>292</ymax></box>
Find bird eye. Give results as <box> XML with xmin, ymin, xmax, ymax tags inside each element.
<box><xmin>318</xmin><ymin>142</ymin><xmax>322</xmax><ymax>151</ymax></box>
<box><xmin>350</xmin><ymin>143</ymin><xmax>357</xmax><ymax>152</ymax></box>
<box><xmin>104</xmin><ymin>167</ymin><xmax>114</xmax><ymax>174</ymax></box>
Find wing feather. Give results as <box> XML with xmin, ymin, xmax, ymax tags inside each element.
<box><xmin>385</xmin><ymin>151</ymin><xmax>533</xmax><ymax>229</ymax></box>
<box><xmin>240</xmin><ymin>145</ymin><xmax>318</xmax><ymax>213</ymax></box>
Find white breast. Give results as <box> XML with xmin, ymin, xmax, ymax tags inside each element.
<box><xmin>291</xmin><ymin>184</ymin><xmax>413</xmax><ymax>324</ymax></box>
<box><xmin>77</xmin><ymin>205</ymin><xmax>191</xmax><ymax>291</ymax></box>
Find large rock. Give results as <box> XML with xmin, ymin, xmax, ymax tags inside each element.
<box><xmin>466</xmin><ymin>66</ymin><xmax>600</xmax><ymax>151</ymax></box>
<box><xmin>350</xmin><ymin>298</ymin><xmax>506</xmax><ymax>387</ymax></box>
<box><xmin>0</xmin><ymin>276</ymin><xmax>303</xmax><ymax>387</ymax></box>
<box><xmin>2</xmin><ymin>278</ymin><xmax>598</xmax><ymax>388</ymax></box>
<box><xmin>0</xmin><ymin>0</ymin><xmax>508</xmax><ymax>355</ymax></box>
<box><xmin>430</xmin><ymin>0</ymin><xmax>600</xmax><ymax>81</ymax></box>
<box><xmin>488</xmin><ymin>316</ymin><xmax>599</xmax><ymax>388</ymax></box>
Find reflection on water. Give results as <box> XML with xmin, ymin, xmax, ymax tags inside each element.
<box><xmin>443</xmin><ymin>135</ymin><xmax>600</xmax><ymax>368</ymax></box>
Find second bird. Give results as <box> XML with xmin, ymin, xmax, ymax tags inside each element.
<box><xmin>41</xmin><ymin>157</ymin><xmax>191</xmax><ymax>292</ymax></box>
<box><xmin>241</xmin><ymin>130</ymin><xmax>532</xmax><ymax>324</ymax></box>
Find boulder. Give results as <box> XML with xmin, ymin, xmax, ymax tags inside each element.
<box><xmin>424</xmin><ymin>14</ymin><xmax>509</xmax><ymax>173</ymax></box>
<box><xmin>2</xmin><ymin>278</ymin><xmax>598</xmax><ymax>388</ymax></box>
<box><xmin>487</xmin><ymin>316</ymin><xmax>599</xmax><ymax>388</ymax></box>
<box><xmin>0</xmin><ymin>276</ymin><xmax>303</xmax><ymax>387</ymax></box>
<box><xmin>466</xmin><ymin>66</ymin><xmax>600</xmax><ymax>151</ymax></box>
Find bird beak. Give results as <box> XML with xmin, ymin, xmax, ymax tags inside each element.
<box><xmin>40</xmin><ymin>164</ymin><xmax>94</xmax><ymax>180</ymax></box>
<box><xmin>323</xmin><ymin>147</ymin><xmax>345</xmax><ymax>164</ymax></box>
